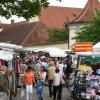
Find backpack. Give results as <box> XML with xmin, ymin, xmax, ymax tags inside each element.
<box><xmin>36</xmin><ymin>80</ymin><xmax>44</xmax><ymax>93</ymax></box>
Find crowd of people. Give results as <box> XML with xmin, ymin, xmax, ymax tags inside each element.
<box><xmin>0</xmin><ymin>50</ymin><xmax>73</xmax><ymax>100</ymax></box>
<box><xmin>18</xmin><ymin>51</ymin><xmax>73</xmax><ymax>100</ymax></box>
<box><xmin>1</xmin><ymin>49</ymin><xmax>100</xmax><ymax>100</ymax></box>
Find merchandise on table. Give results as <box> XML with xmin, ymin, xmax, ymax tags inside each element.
<box><xmin>70</xmin><ymin>69</ymin><xmax>100</xmax><ymax>100</ymax></box>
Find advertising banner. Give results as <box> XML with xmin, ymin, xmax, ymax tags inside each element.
<box><xmin>74</xmin><ymin>42</ymin><xmax>93</xmax><ymax>52</ymax></box>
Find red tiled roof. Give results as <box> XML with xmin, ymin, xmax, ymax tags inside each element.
<box><xmin>70</xmin><ymin>0</ymin><xmax>100</xmax><ymax>23</ymax></box>
<box><xmin>0</xmin><ymin>24</ymin><xmax>13</xmax><ymax>30</ymax></box>
<box><xmin>15</xmin><ymin>20</ymin><xmax>29</xmax><ymax>24</ymax></box>
<box><xmin>39</xmin><ymin>6</ymin><xmax>82</xmax><ymax>28</ymax></box>
<box><xmin>0</xmin><ymin>21</ymin><xmax>29</xmax><ymax>30</ymax></box>
<box><xmin>0</xmin><ymin>21</ymin><xmax>49</xmax><ymax>47</ymax></box>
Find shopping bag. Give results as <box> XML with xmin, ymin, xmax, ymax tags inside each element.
<box><xmin>21</xmin><ymin>88</ymin><xmax>25</xmax><ymax>97</ymax></box>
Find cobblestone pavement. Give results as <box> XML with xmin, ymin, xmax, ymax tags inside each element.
<box><xmin>12</xmin><ymin>86</ymin><xmax>73</xmax><ymax>100</ymax></box>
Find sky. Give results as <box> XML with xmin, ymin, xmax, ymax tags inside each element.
<box><xmin>0</xmin><ymin>0</ymin><xmax>88</xmax><ymax>24</ymax></box>
<box><xmin>49</xmin><ymin>0</ymin><xmax>88</xmax><ymax>8</ymax></box>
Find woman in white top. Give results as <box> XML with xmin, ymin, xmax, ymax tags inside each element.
<box><xmin>53</xmin><ymin>68</ymin><xmax>62</xmax><ymax>100</ymax></box>
<box><xmin>39</xmin><ymin>66</ymin><xmax>47</xmax><ymax>82</ymax></box>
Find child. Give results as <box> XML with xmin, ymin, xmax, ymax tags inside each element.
<box><xmin>24</xmin><ymin>67</ymin><xmax>35</xmax><ymax>100</ymax></box>
<box><xmin>35</xmin><ymin>76</ymin><xmax>44</xmax><ymax>100</ymax></box>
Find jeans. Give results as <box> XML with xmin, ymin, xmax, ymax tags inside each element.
<box><xmin>48</xmin><ymin>80</ymin><xmax>53</xmax><ymax>96</ymax></box>
<box><xmin>37</xmin><ymin>92</ymin><xmax>43</xmax><ymax>100</ymax></box>
<box><xmin>53</xmin><ymin>84</ymin><xmax>62</xmax><ymax>100</ymax></box>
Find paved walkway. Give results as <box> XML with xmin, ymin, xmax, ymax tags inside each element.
<box><xmin>12</xmin><ymin>86</ymin><xmax>73</xmax><ymax>100</ymax></box>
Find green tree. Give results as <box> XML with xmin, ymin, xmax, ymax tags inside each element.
<box><xmin>48</xmin><ymin>28</ymin><xmax>68</xmax><ymax>42</ymax></box>
<box><xmin>0</xmin><ymin>0</ymin><xmax>49</xmax><ymax>19</ymax></box>
<box><xmin>76</xmin><ymin>10</ymin><xmax>100</xmax><ymax>45</ymax></box>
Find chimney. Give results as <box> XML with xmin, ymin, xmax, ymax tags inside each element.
<box><xmin>11</xmin><ymin>19</ymin><xmax>15</xmax><ymax>24</ymax></box>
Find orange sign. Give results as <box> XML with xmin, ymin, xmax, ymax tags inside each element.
<box><xmin>74</xmin><ymin>42</ymin><xmax>93</xmax><ymax>52</ymax></box>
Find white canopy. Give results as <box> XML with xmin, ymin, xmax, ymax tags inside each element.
<box><xmin>24</xmin><ymin>47</ymin><xmax>67</xmax><ymax>57</ymax></box>
<box><xmin>93</xmin><ymin>42</ymin><xmax>100</xmax><ymax>54</ymax></box>
<box><xmin>0</xmin><ymin>43</ymin><xmax>23</xmax><ymax>50</ymax></box>
<box><xmin>93</xmin><ymin>42</ymin><xmax>100</xmax><ymax>49</ymax></box>
<box><xmin>76</xmin><ymin>52</ymin><xmax>92</xmax><ymax>56</ymax></box>
<box><xmin>0</xmin><ymin>43</ymin><xmax>22</xmax><ymax>60</ymax></box>
<box><xmin>0</xmin><ymin>51</ymin><xmax>13</xmax><ymax>60</ymax></box>
<box><xmin>49</xmin><ymin>51</ymin><xmax>67</xmax><ymax>57</ymax></box>
<box><xmin>64</xmin><ymin>49</ymin><xmax>73</xmax><ymax>52</ymax></box>
<box><xmin>39</xmin><ymin>47</ymin><xmax>67</xmax><ymax>57</ymax></box>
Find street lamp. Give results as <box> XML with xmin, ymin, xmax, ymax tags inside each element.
<box><xmin>64</xmin><ymin>16</ymin><xmax>69</xmax><ymax>49</ymax></box>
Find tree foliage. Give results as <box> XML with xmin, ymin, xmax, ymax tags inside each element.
<box><xmin>75</xmin><ymin>10</ymin><xmax>100</xmax><ymax>45</ymax></box>
<box><xmin>48</xmin><ymin>28</ymin><xmax>68</xmax><ymax>42</ymax></box>
<box><xmin>0</xmin><ymin>0</ymin><xmax>49</xmax><ymax>19</ymax></box>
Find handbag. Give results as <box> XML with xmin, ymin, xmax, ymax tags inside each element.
<box><xmin>21</xmin><ymin>88</ymin><xmax>25</xmax><ymax>97</ymax></box>
<box><xmin>60</xmin><ymin>77</ymin><xmax>65</xmax><ymax>85</ymax></box>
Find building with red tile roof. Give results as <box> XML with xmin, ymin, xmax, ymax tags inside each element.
<box><xmin>0</xmin><ymin>21</ymin><xmax>49</xmax><ymax>47</ymax></box>
<box><xmin>68</xmin><ymin>0</ymin><xmax>100</xmax><ymax>48</ymax></box>
<box><xmin>70</xmin><ymin>0</ymin><xmax>100</xmax><ymax>23</ymax></box>
<box><xmin>0</xmin><ymin>6</ymin><xmax>82</xmax><ymax>47</ymax></box>
<box><xmin>38</xmin><ymin>6</ymin><xmax>82</xmax><ymax>28</ymax></box>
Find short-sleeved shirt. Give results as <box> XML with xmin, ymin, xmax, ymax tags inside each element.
<box><xmin>24</xmin><ymin>71</ymin><xmax>34</xmax><ymax>85</ymax></box>
<box><xmin>53</xmin><ymin>73</ymin><xmax>61</xmax><ymax>86</ymax></box>
<box><xmin>48</xmin><ymin>66</ymin><xmax>56</xmax><ymax>80</ymax></box>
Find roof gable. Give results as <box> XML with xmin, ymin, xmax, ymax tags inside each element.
<box><xmin>71</xmin><ymin>0</ymin><xmax>100</xmax><ymax>23</ymax></box>
<box><xmin>0</xmin><ymin>21</ymin><xmax>49</xmax><ymax>46</ymax></box>
<box><xmin>21</xmin><ymin>21</ymin><xmax>49</xmax><ymax>46</ymax></box>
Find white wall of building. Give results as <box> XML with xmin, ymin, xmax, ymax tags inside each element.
<box><xmin>24</xmin><ymin>42</ymin><xmax>68</xmax><ymax>50</ymax></box>
<box><xmin>69</xmin><ymin>23</ymin><xmax>85</xmax><ymax>49</ymax></box>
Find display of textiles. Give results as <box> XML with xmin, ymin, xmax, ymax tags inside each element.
<box><xmin>13</xmin><ymin>58</ymin><xmax>21</xmax><ymax>74</ymax></box>
<box><xmin>10</xmin><ymin>71</ymin><xmax>17</xmax><ymax>96</ymax></box>
<box><xmin>0</xmin><ymin>71</ymin><xmax>10</xmax><ymax>93</ymax></box>
<box><xmin>70</xmin><ymin>70</ymin><xmax>100</xmax><ymax>100</ymax></box>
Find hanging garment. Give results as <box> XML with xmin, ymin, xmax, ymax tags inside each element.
<box><xmin>10</xmin><ymin>71</ymin><xmax>17</xmax><ymax>96</ymax></box>
<box><xmin>14</xmin><ymin>58</ymin><xmax>21</xmax><ymax>74</ymax></box>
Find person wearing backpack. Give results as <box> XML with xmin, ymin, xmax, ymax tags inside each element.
<box><xmin>35</xmin><ymin>76</ymin><xmax>44</xmax><ymax>100</ymax></box>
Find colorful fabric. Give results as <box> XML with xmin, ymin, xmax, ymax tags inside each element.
<box><xmin>86</xmin><ymin>75</ymin><xmax>92</xmax><ymax>81</ymax></box>
<box><xmin>11</xmin><ymin>71</ymin><xmax>17</xmax><ymax>96</ymax></box>
<box><xmin>14</xmin><ymin>58</ymin><xmax>21</xmax><ymax>74</ymax></box>
<box><xmin>78</xmin><ymin>65</ymin><xmax>88</xmax><ymax>72</ymax></box>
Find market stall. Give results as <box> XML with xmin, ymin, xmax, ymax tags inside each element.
<box><xmin>0</xmin><ymin>43</ymin><xmax>23</xmax><ymax>50</ymax></box>
<box><xmin>0</xmin><ymin>71</ymin><xmax>11</xmax><ymax>100</ymax></box>
<box><xmin>0</xmin><ymin>43</ymin><xmax>24</xmax><ymax>98</ymax></box>
<box><xmin>35</xmin><ymin>47</ymin><xmax>67</xmax><ymax>57</ymax></box>
<box><xmin>93</xmin><ymin>42</ymin><xmax>100</xmax><ymax>55</ymax></box>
